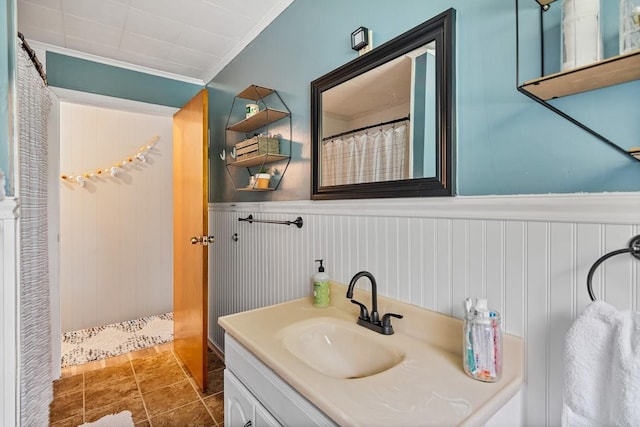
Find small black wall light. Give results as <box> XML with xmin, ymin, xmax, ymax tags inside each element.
<box><xmin>351</xmin><ymin>26</ymin><xmax>369</xmax><ymax>51</ymax></box>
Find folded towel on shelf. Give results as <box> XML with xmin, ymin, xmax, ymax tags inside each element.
<box><xmin>562</xmin><ymin>300</ymin><xmax>640</xmax><ymax>426</ymax></box>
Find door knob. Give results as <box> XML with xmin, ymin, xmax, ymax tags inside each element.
<box><xmin>190</xmin><ymin>235</ymin><xmax>215</xmax><ymax>245</ymax></box>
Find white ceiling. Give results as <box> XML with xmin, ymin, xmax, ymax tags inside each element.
<box><xmin>17</xmin><ymin>0</ymin><xmax>293</xmax><ymax>84</ymax></box>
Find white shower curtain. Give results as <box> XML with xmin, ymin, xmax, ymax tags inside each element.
<box><xmin>17</xmin><ymin>40</ymin><xmax>53</xmax><ymax>426</ymax></box>
<box><xmin>321</xmin><ymin>123</ymin><xmax>408</xmax><ymax>186</ymax></box>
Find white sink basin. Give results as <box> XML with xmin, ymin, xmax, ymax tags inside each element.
<box><xmin>280</xmin><ymin>317</ymin><xmax>405</xmax><ymax>379</ymax></box>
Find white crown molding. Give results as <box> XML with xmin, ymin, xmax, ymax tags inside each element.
<box><xmin>202</xmin><ymin>0</ymin><xmax>295</xmax><ymax>84</ymax></box>
<box><xmin>51</xmin><ymin>87</ymin><xmax>179</xmax><ymax>116</ymax></box>
<box><xmin>27</xmin><ymin>40</ymin><xmax>205</xmax><ymax>86</ymax></box>
<box><xmin>209</xmin><ymin>192</ymin><xmax>640</xmax><ymax>225</ymax></box>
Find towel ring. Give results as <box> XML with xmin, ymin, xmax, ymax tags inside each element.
<box><xmin>586</xmin><ymin>235</ymin><xmax>640</xmax><ymax>301</ymax></box>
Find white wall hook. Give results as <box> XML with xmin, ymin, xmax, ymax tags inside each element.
<box><xmin>230</xmin><ymin>147</ymin><xmax>237</xmax><ymax>159</ymax></box>
<box><xmin>220</xmin><ymin>150</ymin><xmax>226</xmax><ymax>161</ymax></box>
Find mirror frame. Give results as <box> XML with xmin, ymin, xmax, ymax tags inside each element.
<box><xmin>311</xmin><ymin>8</ymin><xmax>455</xmax><ymax>200</ymax></box>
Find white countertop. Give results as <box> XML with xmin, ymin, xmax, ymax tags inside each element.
<box><xmin>219</xmin><ymin>282</ymin><xmax>524</xmax><ymax>427</ymax></box>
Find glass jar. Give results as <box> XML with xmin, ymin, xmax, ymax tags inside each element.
<box><xmin>620</xmin><ymin>0</ymin><xmax>640</xmax><ymax>54</ymax></box>
<box><xmin>463</xmin><ymin>299</ymin><xmax>502</xmax><ymax>382</ymax></box>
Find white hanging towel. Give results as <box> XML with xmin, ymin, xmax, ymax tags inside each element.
<box><xmin>562</xmin><ymin>300</ymin><xmax>640</xmax><ymax>426</ymax></box>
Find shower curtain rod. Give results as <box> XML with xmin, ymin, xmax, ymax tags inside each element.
<box><xmin>17</xmin><ymin>32</ymin><xmax>48</xmax><ymax>86</ymax></box>
<box><xmin>322</xmin><ymin>115</ymin><xmax>410</xmax><ymax>141</ymax></box>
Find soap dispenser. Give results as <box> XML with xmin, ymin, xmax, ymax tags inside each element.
<box><xmin>313</xmin><ymin>259</ymin><xmax>330</xmax><ymax>308</ymax></box>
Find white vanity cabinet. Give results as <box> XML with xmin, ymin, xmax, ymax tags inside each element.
<box><xmin>224</xmin><ymin>334</ymin><xmax>337</xmax><ymax>427</ymax></box>
<box><xmin>224</xmin><ymin>370</ymin><xmax>280</xmax><ymax>427</ymax></box>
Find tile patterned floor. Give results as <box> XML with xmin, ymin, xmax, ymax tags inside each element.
<box><xmin>50</xmin><ymin>342</ymin><xmax>225</xmax><ymax>426</ymax></box>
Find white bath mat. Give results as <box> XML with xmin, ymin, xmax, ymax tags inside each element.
<box><xmin>80</xmin><ymin>410</ymin><xmax>134</xmax><ymax>426</ymax></box>
<box><xmin>61</xmin><ymin>313</ymin><xmax>173</xmax><ymax>367</ymax></box>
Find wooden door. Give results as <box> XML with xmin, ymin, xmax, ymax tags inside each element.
<box><xmin>173</xmin><ymin>89</ymin><xmax>209</xmax><ymax>391</ymax></box>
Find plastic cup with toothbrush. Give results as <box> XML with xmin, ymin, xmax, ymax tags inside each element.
<box><xmin>463</xmin><ymin>298</ymin><xmax>503</xmax><ymax>382</ymax></box>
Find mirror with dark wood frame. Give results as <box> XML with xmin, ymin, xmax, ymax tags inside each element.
<box><xmin>311</xmin><ymin>8</ymin><xmax>455</xmax><ymax>200</ymax></box>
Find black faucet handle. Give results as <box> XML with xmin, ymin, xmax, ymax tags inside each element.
<box><xmin>381</xmin><ymin>312</ymin><xmax>403</xmax><ymax>327</ymax></box>
<box><xmin>350</xmin><ymin>299</ymin><xmax>370</xmax><ymax>321</ymax></box>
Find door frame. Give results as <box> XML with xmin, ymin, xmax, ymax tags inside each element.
<box><xmin>48</xmin><ymin>88</ymin><xmax>178</xmax><ymax>379</ymax></box>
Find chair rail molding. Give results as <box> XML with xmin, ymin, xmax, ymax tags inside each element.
<box><xmin>209</xmin><ymin>192</ymin><xmax>640</xmax><ymax>225</ymax></box>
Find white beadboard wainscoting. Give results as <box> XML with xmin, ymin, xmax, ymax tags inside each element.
<box><xmin>59</xmin><ymin>102</ymin><xmax>174</xmax><ymax>332</ymax></box>
<box><xmin>208</xmin><ymin>193</ymin><xmax>640</xmax><ymax>426</ymax></box>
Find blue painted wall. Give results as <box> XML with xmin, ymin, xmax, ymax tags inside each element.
<box><xmin>0</xmin><ymin>0</ymin><xmax>14</xmax><ymax>196</ymax></box>
<box><xmin>207</xmin><ymin>0</ymin><xmax>640</xmax><ymax>201</ymax></box>
<box><xmin>46</xmin><ymin>52</ymin><xmax>203</xmax><ymax>108</ymax></box>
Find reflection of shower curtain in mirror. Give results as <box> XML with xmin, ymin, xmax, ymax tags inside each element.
<box><xmin>322</xmin><ymin>124</ymin><xmax>408</xmax><ymax>186</ymax></box>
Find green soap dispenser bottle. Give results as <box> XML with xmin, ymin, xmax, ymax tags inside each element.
<box><xmin>313</xmin><ymin>259</ymin><xmax>330</xmax><ymax>308</ymax></box>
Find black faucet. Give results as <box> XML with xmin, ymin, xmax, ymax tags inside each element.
<box><xmin>346</xmin><ymin>271</ymin><xmax>403</xmax><ymax>335</ymax></box>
